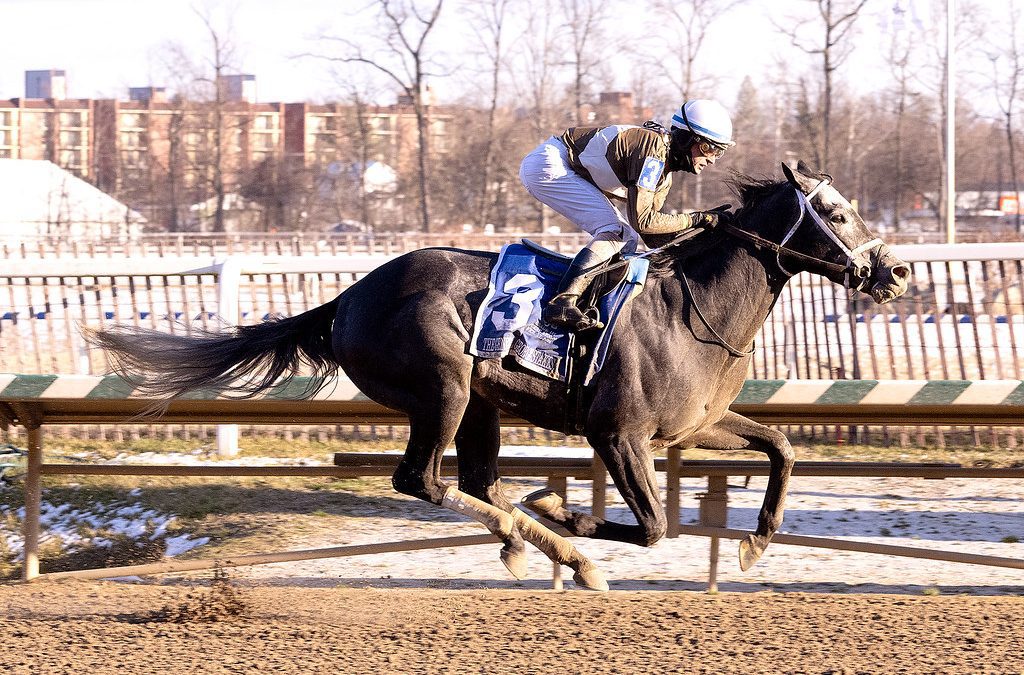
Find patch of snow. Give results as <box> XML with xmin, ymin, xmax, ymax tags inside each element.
<box><xmin>0</xmin><ymin>498</ymin><xmax>206</xmax><ymax>562</ymax></box>
<box><xmin>165</xmin><ymin>535</ymin><xmax>210</xmax><ymax>557</ymax></box>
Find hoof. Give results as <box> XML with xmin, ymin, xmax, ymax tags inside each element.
<box><xmin>500</xmin><ymin>545</ymin><xmax>528</xmax><ymax>580</ymax></box>
<box><xmin>738</xmin><ymin>534</ymin><xmax>765</xmax><ymax>571</ymax></box>
<box><xmin>521</xmin><ymin>489</ymin><xmax>564</xmax><ymax>517</ymax></box>
<box><xmin>572</xmin><ymin>566</ymin><xmax>609</xmax><ymax>592</ymax></box>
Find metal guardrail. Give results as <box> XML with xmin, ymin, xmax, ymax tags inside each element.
<box><xmin>2</xmin><ymin>376</ymin><xmax>1023</xmax><ymax>586</ymax></box>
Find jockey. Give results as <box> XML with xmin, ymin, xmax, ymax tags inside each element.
<box><xmin>519</xmin><ymin>98</ymin><xmax>736</xmax><ymax>331</ymax></box>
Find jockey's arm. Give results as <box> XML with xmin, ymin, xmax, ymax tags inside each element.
<box><xmin>626</xmin><ymin>185</ymin><xmax>699</xmax><ymax>235</ymax></box>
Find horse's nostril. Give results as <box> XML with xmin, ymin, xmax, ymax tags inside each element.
<box><xmin>892</xmin><ymin>264</ymin><xmax>911</xmax><ymax>280</ymax></box>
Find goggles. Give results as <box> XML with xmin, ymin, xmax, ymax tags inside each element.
<box><xmin>697</xmin><ymin>139</ymin><xmax>728</xmax><ymax>159</ymax></box>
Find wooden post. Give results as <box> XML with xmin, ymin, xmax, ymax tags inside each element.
<box><xmin>698</xmin><ymin>474</ymin><xmax>729</xmax><ymax>593</ymax></box>
<box><xmin>666</xmin><ymin>446</ymin><xmax>681</xmax><ymax>538</ymax></box>
<box><xmin>547</xmin><ymin>475</ymin><xmax>568</xmax><ymax>590</ymax></box>
<box><xmin>591</xmin><ymin>452</ymin><xmax>606</xmax><ymax>521</ymax></box>
<box><xmin>22</xmin><ymin>425</ymin><xmax>43</xmax><ymax>582</ymax></box>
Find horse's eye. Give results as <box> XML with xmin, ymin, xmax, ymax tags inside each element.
<box><xmin>830</xmin><ymin>212</ymin><xmax>845</xmax><ymax>224</ymax></box>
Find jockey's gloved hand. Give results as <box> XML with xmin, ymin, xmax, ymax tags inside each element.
<box><xmin>690</xmin><ymin>203</ymin><xmax>734</xmax><ymax>229</ymax></box>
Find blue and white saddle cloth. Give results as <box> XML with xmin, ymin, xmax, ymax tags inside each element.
<box><xmin>469</xmin><ymin>241</ymin><xmax>649</xmax><ymax>385</ymax></box>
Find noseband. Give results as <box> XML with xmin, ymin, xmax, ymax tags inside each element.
<box><xmin>721</xmin><ymin>178</ymin><xmax>883</xmax><ymax>289</ymax></box>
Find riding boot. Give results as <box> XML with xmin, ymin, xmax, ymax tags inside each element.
<box><xmin>542</xmin><ymin>247</ymin><xmax>606</xmax><ymax>332</ymax></box>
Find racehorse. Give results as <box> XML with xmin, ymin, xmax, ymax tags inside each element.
<box><xmin>85</xmin><ymin>162</ymin><xmax>910</xmax><ymax>590</ymax></box>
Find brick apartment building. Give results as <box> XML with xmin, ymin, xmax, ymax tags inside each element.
<box><xmin>0</xmin><ymin>70</ymin><xmax>648</xmax><ymax>230</ymax></box>
<box><xmin>1</xmin><ymin>71</ymin><xmax>455</xmax><ymax>191</ymax></box>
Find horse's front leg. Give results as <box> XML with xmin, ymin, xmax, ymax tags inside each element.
<box><xmin>523</xmin><ymin>431</ymin><xmax>668</xmax><ymax>547</ymax></box>
<box><xmin>688</xmin><ymin>410</ymin><xmax>796</xmax><ymax>570</ymax></box>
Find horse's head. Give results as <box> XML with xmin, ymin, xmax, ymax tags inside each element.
<box><xmin>732</xmin><ymin>162</ymin><xmax>910</xmax><ymax>304</ymax></box>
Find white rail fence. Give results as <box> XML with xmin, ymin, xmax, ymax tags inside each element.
<box><xmin>2</xmin><ymin>242</ymin><xmax>1024</xmax><ymax>448</ymax></box>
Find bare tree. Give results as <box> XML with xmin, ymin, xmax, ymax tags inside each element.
<box><xmin>731</xmin><ymin>76</ymin><xmax>775</xmax><ymax>176</ymax></box>
<box><xmin>650</xmin><ymin>0</ymin><xmax>747</xmax><ymax>100</ymax></box>
<box><xmin>465</xmin><ymin>0</ymin><xmax>517</xmax><ymax>225</ymax></box>
<box><xmin>889</xmin><ymin>34</ymin><xmax>912</xmax><ymax>229</ymax></box>
<box><xmin>558</xmin><ymin>0</ymin><xmax>611</xmax><ymax>125</ymax></box>
<box><xmin>195</xmin><ymin>10</ymin><xmax>235</xmax><ymax>233</ymax></box>
<box><xmin>510</xmin><ymin>0</ymin><xmax>569</xmax><ymax>231</ymax></box>
<box><xmin>776</xmin><ymin>0</ymin><xmax>869</xmax><ymax>169</ymax></box>
<box><xmin>646</xmin><ymin>0</ymin><xmax>746</xmax><ymax>210</ymax></box>
<box><xmin>316</xmin><ymin>0</ymin><xmax>445</xmax><ymax>232</ymax></box>
<box><xmin>159</xmin><ymin>7</ymin><xmax>243</xmax><ymax>233</ymax></box>
<box><xmin>987</xmin><ymin>0</ymin><xmax>1024</xmax><ymax>232</ymax></box>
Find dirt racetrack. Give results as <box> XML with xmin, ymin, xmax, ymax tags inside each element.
<box><xmin>1</xmin><ymin>581</ymin><xmax>1022</xmax><ymax>674</ymax></box>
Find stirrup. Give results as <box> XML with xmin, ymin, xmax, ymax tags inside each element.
<box><xmin>542</xmin><ymin>297</ymin><xmax>604</xmax><ymax>332</ymax></box>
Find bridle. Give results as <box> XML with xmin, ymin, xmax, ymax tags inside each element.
<box><xmin>579</xmin><ymin>176</ymin><xmax>886</xmax><ymax>358</ymax></box>
<box><xmin>681</xmin><ymin>176</ymin><xmax>884</xmax><ymax>358</ymax></box>
<box><xmin>721</xmin><ymin>177</ymin><xmax>884</xmax><ymax>290</ymax></box>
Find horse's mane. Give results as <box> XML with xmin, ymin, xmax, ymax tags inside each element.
<box><xmin>643</xmin><ymin>172</ymin><xmax>784</xmax><ymax>276</ymax></box>
<box><xmin>726</xmin><ymin>172</ymin><xmax>784</xmax><ymax>217</ymax></box>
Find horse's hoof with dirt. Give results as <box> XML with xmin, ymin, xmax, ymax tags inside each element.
<box><xmin>572</xmin><ymin>563</ymin><xmax>609</xmax><ymax>591</ymax></box>
<box><xmin>500</xmin><ymin>542</ymin><xmax>528</xmax><ymax>580</ymax></box>
<box><xmin>739</xmin><ymin>533</ymin><xmax>770</xmax><ymax>571</ymax></box>
<box><xmin>520</xmin><ymin>488</ymin><xmax>565</xmax><ymax>519</ymax></box>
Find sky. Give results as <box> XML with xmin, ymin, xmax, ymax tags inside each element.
<box><xmin>1</xmin><ymin>0</ymin><xmax>348</xmax><ymax>103</ymax></box>
<box><xmin>0</xmin><ymin>0</ymin><xmax>981</xmax><ymax>110</ymax></box>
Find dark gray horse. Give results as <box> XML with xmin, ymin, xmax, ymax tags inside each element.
<box><xmin>86</xmin><ymin>162</ymin><xmax>910</xmax><ymax>590</ymax></box>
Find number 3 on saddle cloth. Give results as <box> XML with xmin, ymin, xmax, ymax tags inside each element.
<box><xmin>469</xmin><ymin>240</ymin><xmax>650</xmax><ymax>385</ymax></box>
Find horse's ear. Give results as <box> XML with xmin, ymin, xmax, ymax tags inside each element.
<box><xmin>781</xmin><ymin>162</ymin><xmax>800</xmax><ymax>187</ymax></box>
<box><xmin>795</xmin><ymin>160</ymin><xmax>833</xmax><ymax>183</ymax></box>
<box><xmin>782</xmin><ymin>161</ymin><xmax>818</xmax><ymax>193</ymax></box>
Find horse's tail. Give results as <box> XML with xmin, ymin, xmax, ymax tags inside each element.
<box><xmin>83</xmin><ymin>297</ymin><xmax>342</xmax><ymax>400</ymax></box>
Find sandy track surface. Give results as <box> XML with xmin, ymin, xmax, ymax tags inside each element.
<box><xmin>3</xmin><ymin>458</ymin><xmax>1024</xmax><ymax>673</ymax></box>
<box><xmin>1</xmin><ymin>582</ymin><xmax>1023</xmax><ymax>674</ymax></box>
<box><xmin>226</xmin><ymin>473</ymin><xmax>1024</xmax><ymax>595</ymax></box>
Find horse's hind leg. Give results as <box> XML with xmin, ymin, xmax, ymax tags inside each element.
<box><xmin>454</xmin><ymin>394</ymin><xmax>528</xmax><ymax>579</ymax></box>
<box><xmin>523</xmin><ymin>431</ymin><xmax>667</xmax><ymax>547</ymax></box>
<box><xmin>455</xmin><ymin>394</ymin><xmax>608</xmax><ymax>591</ymax></box>
<box><xmin>390</xmin><ymin>384</ymin><xmax>530</xmax><ymax>581</ymax></box>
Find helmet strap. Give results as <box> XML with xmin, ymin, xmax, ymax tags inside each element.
<box><xmin>668</xmin><ymin>128</ymin><xmax>696</xmax><ymax>173</ymax></box>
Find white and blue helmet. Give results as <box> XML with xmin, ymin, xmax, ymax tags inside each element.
<box><xmin>670</xmin><ymin>99</ymin><xmax>735</xmax><ymax>147</ymax></box>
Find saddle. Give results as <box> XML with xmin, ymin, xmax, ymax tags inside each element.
<box><xmin>469</xmin><ymin>240</ymin><xmax>650</xmax><ymax>432</ymax></box>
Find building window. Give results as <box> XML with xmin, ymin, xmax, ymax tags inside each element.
<box><xmin>60</xmin><ymin>111</ymin><xmax>84</xmax><ymax>127</ymax></box>
<box><xmin>253</xmin><ymin>133</ymin><xmax>275</xmax><ymax>150</ymax></box>
<box><xmin>120</xmin><ymin>113</ymin><xmax>143</xmax><ymax>128</ymax></box>
<box><xmin>121</xmin><ymin>149</ymin><xmax>145</xmax><ymax>167</ymax></box>
<box><xmin>59</xmin><ymin>149</ymin><xmax>83</xmax><ymax>167</ymax></box>
<box><xmin>253</xmin><ymin>114</ymin><xmax>275</xmax><ymax>131</ymax></box>
<box><xmin>60</xmin><ymin>130</ymin><xmax>82</xmax><ymax>146</ymax></box>
<box><xmin>314</xmin><ymin>133</ymin><xmax>337</xmax><ymax>148</ymax></box>
<box><xmin>0</xmin><ymin>111</ymin><xmax>11</xmax><ymax>126</ymax></box>
<box><xmin>368</xmin><ymin>116</ymin><xmax>392</xmax><ymax>132</ymax></box>
<box><xmin>120</xmin><ymin>131</ymin><xmax>146</xmax><ymax>149</ymax></box>
<box><xmin>308</xmin><ymin>115</ymin><xmax>339</xmax><ymax>134</ymax></box>
<box><xmin>0</xmin><ymin>129</ymin><xmax>9</xmax><ymax>146</ymax></box>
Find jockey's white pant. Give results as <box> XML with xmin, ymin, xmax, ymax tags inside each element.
<box><xmin>519</xmin><ymin>137</ymin><xmax>638</xmax><ymax>257</ymax></box>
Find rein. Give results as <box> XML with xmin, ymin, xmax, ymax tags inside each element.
<box><xmin>680</xmin><ymin>177</ymin><xmax>883</xmax><ymax>359</ymax></box>
<box><xmin>577</xmin><ymin>177</ymin><xmax>883</xmax><ymax>359</ymax></box>
<box><xmin>679</xmin><ymin>270</ymin><xmax>755</xmax><ymax>357</ymax></box>
<box><xmin>721</xmin><ymin>178</ymin><xmax>883</xmax><ymax>289</ymax></box>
